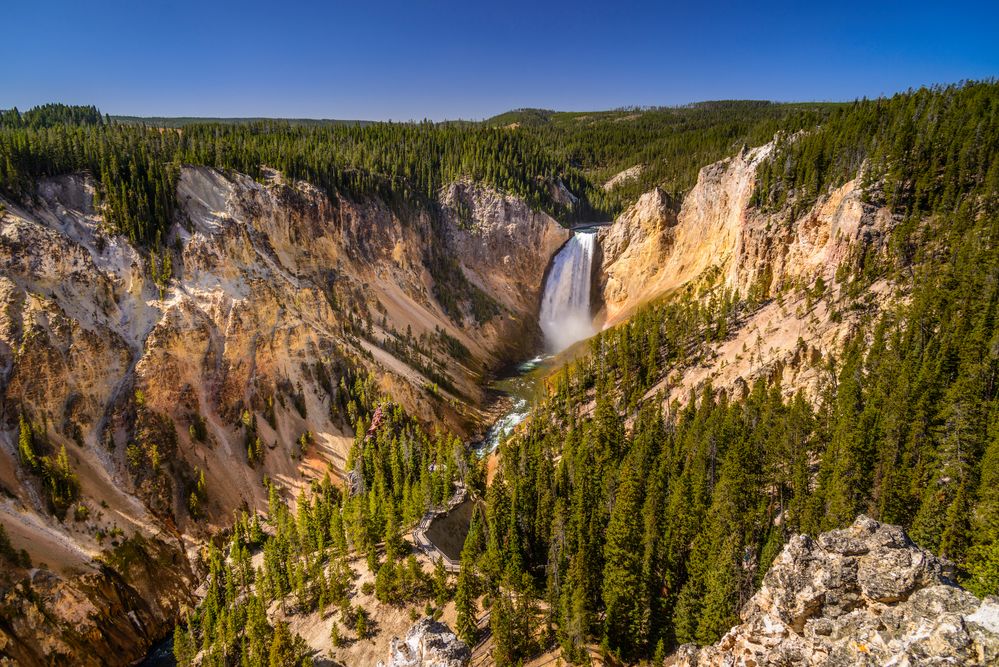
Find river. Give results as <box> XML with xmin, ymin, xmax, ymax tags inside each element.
<box><xmin>473</xmin><ymin>229</ymin><xmax>599</xmax><ymax>456</ymax></box>
<box><xmin>136</xmin><ymin>636</ymin><xmax>174</xmax><ymax>667</ymax></box>
<box><xmin>140</xmin><ymin>228</ymin><xmax>599</xmax><ymax>664</ymax></box>
<box><xmin>472</xmin><ymin>354</ymin><xmax>551</xmax><ymax>457</ymax></box>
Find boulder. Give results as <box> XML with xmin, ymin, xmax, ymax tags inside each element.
<box><xmin>673</xmin><ymin>516</ymin><xmax>999</xmax><ymax>666</ymax></box>
<box><xmin>378</xmin><ymin>618</ymin><xmax>470</xmax><ymax>667</ymax></box>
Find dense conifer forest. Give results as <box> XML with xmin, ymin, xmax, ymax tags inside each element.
<box><xmin>0</xmin><ymin>100</ymin><xmax>831</xmax><ymax>248</ymax></box>
<box><xmin>3</xmin><ymin>82</ymin><xmax>998</xmax><ymax>665</ymax></box>
<box><xmin>457</xmin><ymin>81</ymin><xmax>999</xmax><ymax>662</ymax></box>
<box><xmin>488</xmin><ymin>101</ymin><xmax>842</xmax><ymax>210</ymax></box>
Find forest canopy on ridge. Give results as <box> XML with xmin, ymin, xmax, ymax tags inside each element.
<box><xmin>0</xmin><ymin>99</ymin><xmax>833</xmax><ymax>247</ymax></box>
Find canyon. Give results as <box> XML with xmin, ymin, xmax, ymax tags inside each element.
<box><xmin>0</xmin><ymin>130</ymin><xmax>980</xmax><ymax>665</ymax></box>
<box><xmin>0</xmin><ymin>167</ymin><xmax>567</xmax><ymax>664</ymax></box>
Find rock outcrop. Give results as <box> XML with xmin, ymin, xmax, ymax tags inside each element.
<box><xmin>672</xmin><ymin>516</ymin><xmax>999</xmax><ymax>666</ymax></box>
<box><xmin>0</xmin><ymin>170</ymin><xmax>567</xmax><ymax>664</ymax></box>
<box><xmin>378</xmin><ymin>618</ymin><xmax>471</xmax><ymax>667</ymax></box>
<box><xmin>596</xmin><ymin>145</ymin><xmax>768</xmax><ymax>325</ymax></box>
<box><xmin>440</xmin><ymin>179</ymin><xmax>571</xmax><ymax>359</ymax></box>
<box><xmin>595</xmin><ymin>186</ymin><xmax>677</xmax><ymax>319</ymax></box>
<box><xmin>603</xmin><ymin>164</ymin><xmax>644</xmax><ymax>191</ymax></box>
<box><xmin>596</xmin><ymin>143</ymin><xmax>897</xmax><ymax>403</ymax></box>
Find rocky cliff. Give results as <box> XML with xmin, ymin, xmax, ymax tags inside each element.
<box><xmin>595</xmin><ymin>185</ymin><xmax>679</xmax><ymax>321</ymax></box>
<box><xmin>596</xmin><ymin>144</ymin><xmax>896</xmax><ymax>402</ymax></box>
<box><xmin>440</xmin><ymin>179</ymin><xmax>571</xmax><ymax>360</ymax></box>
<box><xmin>672</xmin><ymin>516</ymin><xmax>999</xmax><ymax>666</ymax></box>
<box><xmin>0</xmin><ymin>169</ymin><xmax>566</xmax><ymax>664</ymax></box>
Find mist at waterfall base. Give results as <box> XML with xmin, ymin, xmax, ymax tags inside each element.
<box><xmin>472</xmin><ymin>232</ymin><xmax>598</xmax><ymax>457</ymax></box>
<box><xmin>540</xmin><ymin>232</ymin><xmax>597</xmax><ymax>353</ymax></box>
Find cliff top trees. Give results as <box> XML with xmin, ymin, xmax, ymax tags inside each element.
<box><xmin>0</xmin><ymin>96</ymin><xmax>847</xmax><ymax>252</ymax></box>
<box><xmin>752</xmin><ymin>81</ymin><xmax>999</xmax><ymax>222</ymax></box>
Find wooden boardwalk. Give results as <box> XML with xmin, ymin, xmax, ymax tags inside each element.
<box><xmin>411</xmin><ymin>484</ymin><xmax>467</xmax><ymax>572</ymax></box>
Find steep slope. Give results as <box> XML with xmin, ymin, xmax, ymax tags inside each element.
<box><xmin>598</xmin><ymin>142</ymin><xmax>895</xmax><ymax>323</ymax></box>
<box><xmin>440</xmin><ymin>179</ymin><xmax>572</xmax><ymax>349</ymax></box>
<box><xmin>672</xmin><ymin>516</ymin><xmax>999</xmax><ymax>666</ymax></box>
<box><xmin>596</xmin><ymin>142</ymin><xmax>896</xmax><ymax>402</ymax></box>
<box><xmin>0</xmin><ymin>169</ymin><xmax>567</xmax><ymax>664</ymax></box>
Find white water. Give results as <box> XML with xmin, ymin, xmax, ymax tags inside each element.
<box><xmin>473</xmin><ymin>356</ymin><xmax>545</xmax><ymax>456</ymax></box>
<box><xmin>471</xmin><ymin>235</ymin><xmax>598</xmax><ymax>458</ymax></box>
<box><xmin>539</xmin><ymin>232</ymin><xmax>597</xmax><ymax>352</ymax></box>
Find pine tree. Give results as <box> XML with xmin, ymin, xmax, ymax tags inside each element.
<box><xmin>17</xmin><ymin>414</ymin><xmax>36</xmax><ymax>469</ymax></box>
<box><xmin>354</xmin><ymin>608</ymin><xmax>369</xmax><ymax>640</ymax></box>
<box><xmin>432</xmin><ymin>558</ymin><xmax>450</xmax><ymax>607</ymax></box>
<box><xmin>250</xmin><ymin>512</ymin><xmax>264</xmax><ymax>545</ymax></box>
<box><xmin>601</xmin><ymin>442</ymin><xmax>648</xmax><ymax>658</ymax></box>
<box><xmin>652</xmin><ymin>638</ymin><xmax>667</xmax><ymax>667</ymax></box>
<box><xmin>330</xmin><ymin>504</ymin><xmax>347</xmax><ymax>556</ymax></box>
<box><xmin>815</xmin><ymin>344</ymin><xmax>869</xmax><ymax>531</ymax></box>
<box><xmin>454</xmin><ymin>559</ymin><xmax>477</xmax><ymax>647</ymax></box>
<box><xmin>329</xmin><ymin>620</ymin><xmax>344</xmax><ymax>648</ymax></box>
<box><xmin>173</xmin><ymin>623</ymin><xmax>195</xmax><ymax>667</ymax></box>
<box><xmin>489</xmin><ymin>592</ymin><xmax>518</xmax><ymax>665</ymax></box>
<box><xmin>384</xmin><ymin>505</ymin><xmax>403</xmax><ymax>563</ymax></box>
<box><xmin>968</xmin><ymin>421</ymin><xmax>999</xmax><ymax>596</ymax></box>
<box><xmin>244</xmin><ymin>593</ymin><xmax>272</xmax><ymax>664</ymax></box>
<box><xmin>268</xmin><ymin>620</ymin><xmax>296</xmax><ymax>667</ymax></box>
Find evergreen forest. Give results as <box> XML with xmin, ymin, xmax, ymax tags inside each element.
<box><xmin>2</xmin><ymin>81</ymin><xmax>999</xmax><ymax>665</ymax></box>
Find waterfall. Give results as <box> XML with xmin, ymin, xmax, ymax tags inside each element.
<box><xmin>539</xmin><ymin>231</ymin><xmax>597</xmax><ymax>352</ymax></box>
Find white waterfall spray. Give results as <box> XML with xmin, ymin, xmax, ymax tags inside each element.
<box><xmin>539</xmin><ymin>231</ymin><xmax>597</xmax><ymax>352</ymax></box>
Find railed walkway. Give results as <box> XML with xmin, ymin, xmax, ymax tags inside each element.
<box><xmin>412</xmin><ymin>484</ymin><xmax>467</xmax><ymax>572</ymax></box>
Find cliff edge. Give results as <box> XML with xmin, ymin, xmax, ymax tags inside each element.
<box><xmin>672</xmin><ymin>516</ymin><xmax>999</xmax><ymax>666</ymax></box>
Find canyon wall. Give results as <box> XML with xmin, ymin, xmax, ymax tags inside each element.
<box><xmin>596</xmin><ymin>145</ymin><xmax>897</xmax><ymax>403</ymax></box>
<box><xmin>0</xmin><ymin>137</ymin><xmax>919</xmax><ymax>665</ymax></box>
<box><xmin>0</xmin><ymin>169</ymin><xmax>566</xmax><ymax>664</ymax></box>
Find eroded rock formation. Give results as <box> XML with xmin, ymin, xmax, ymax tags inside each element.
<box><xmin>378</xmin><ymin>618</ymin><xmax>471</xmax><ymax>667</ymax></box>
<box><xmin>596</xmin><ymin>144</ymin><xmax>897</xmax><ymax>403</ymax></box>
<box><xmin>440</xmin><ymin>179</ymin><xmax>570</xmax><ymax>359</ymax></box>
<box><xmin>672</xmin><ymin>516</ymin><xmax>999</xmax><ymax>666</ymax></box>
<box><xmin>0</xmin><ymin>170</ymin><xmax>566</xmax><ymax>664</ymax></box>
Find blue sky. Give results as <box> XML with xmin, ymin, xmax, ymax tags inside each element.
<box><xmin>4</xmin><ymin>0</ymin><xmax>998</xmax><ymax>120</ymax></box>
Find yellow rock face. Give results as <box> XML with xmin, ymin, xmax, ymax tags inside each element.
<box><xmin>0</xmin><ymin>168</ymin><xmax>569</xmax><ymax>663</ymax></box>
<box><xmin>597</xmin><ymin>143</ymin><xmax>898</xmax><ymax>405</ymax></box>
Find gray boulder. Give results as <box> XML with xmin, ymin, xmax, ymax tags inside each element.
<box><xmin>673</xmin><ymin>515</ymin><xmax>999</xmax><ymax>666</ymax></box>
<box><xmin>378</xmin><ymin>617</ymin><xmax>471</xmax><ymax>667</ymax></box>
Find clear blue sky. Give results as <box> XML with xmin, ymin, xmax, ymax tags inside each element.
<box><xmin>4</xmin><ymin>0</ymin><xmax>998</xmax><ymax>120</ymax></box>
